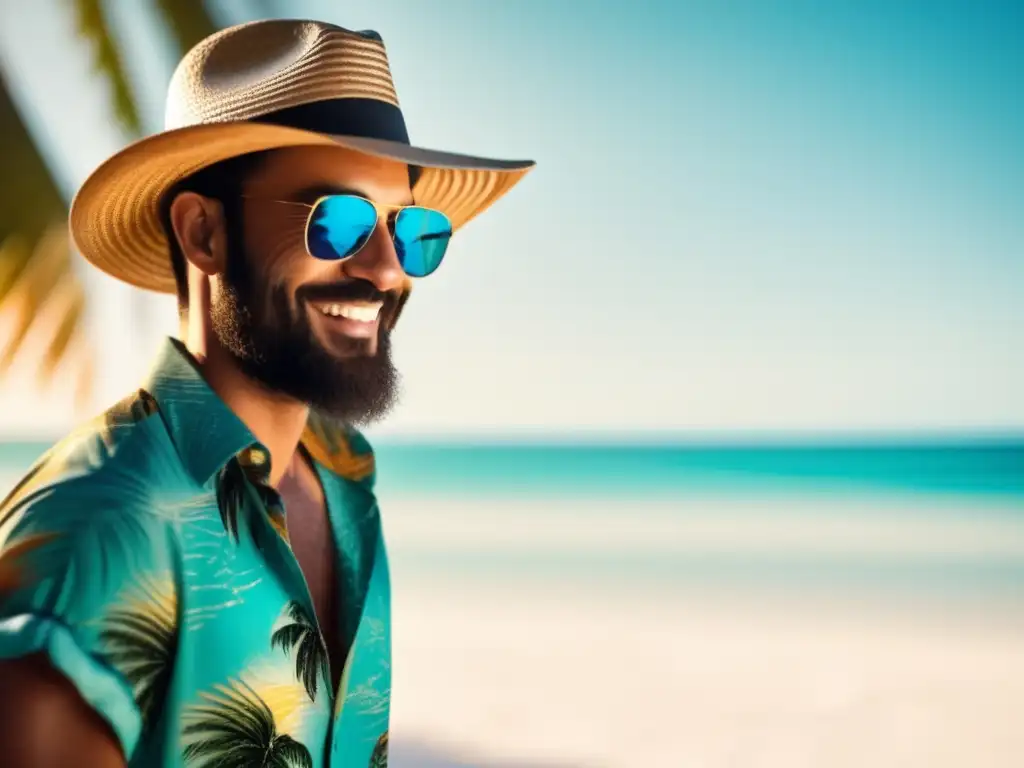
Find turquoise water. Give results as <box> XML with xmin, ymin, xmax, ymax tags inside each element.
<box><xmin>371</xmin><ymin>440</ymin><xmax>1024</xmax><ymax>499</ymax></box>
<box><xmin>3</xmin><ymin>437</ymin><xmax>1023</xmax><ymax>499</ymax></box>
<box><xmin>3</xmin><ymin>438</ymin><xmax>1023</xmax><ymax>604</ymax></box>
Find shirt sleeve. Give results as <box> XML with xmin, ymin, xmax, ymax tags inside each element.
<box><xmin>0</xmin><ymin>475</ymin><xmax>180</xmax><ymax>761</ymax></box>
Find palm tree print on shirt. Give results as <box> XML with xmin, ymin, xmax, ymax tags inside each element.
<box><xmin>369</xmin><ymin>730</ymin><xmax>389</xmax><ymax>768</ymax></box>
<box><xmin>98</xmin><ymin>573</ymin><xmax>178</xmax><ymax>729</ymax></box>
<box><xmin>217</xmin><ymin>453</ymin><xmax>291</xmax><ymax>550</ymax></box>
<box><xmin>272</xmin><ymin>600</ymin><xmax>330</xmax><ymax>701</ymax></box>
<box><xmin>182</xmin><ymin>677</ymin><xmax>313</xmax><ymax>768</ymax></box>
<box><xmin>215</xmin><ymin>459</ymin><xmax>249</xmax><ymax>544</ymax></box>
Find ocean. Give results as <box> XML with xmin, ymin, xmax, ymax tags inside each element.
<box><xmin>2</xmin><ymin>437</ymin><xmax>1023</xmax><ymax>766</ymax></box>
<box><xmin>3</xmin><ymin>438</ymin><xmax>1024</xmax><ymax>605</ymax></box>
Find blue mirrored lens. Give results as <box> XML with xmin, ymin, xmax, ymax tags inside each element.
<box><xmin>306</xmin><ymin>196</ymin><xmax>377</xmax><ymax>261</ymax></box>
<box><xmin>394</xmin><ymin>207</ymin><xmax>453</xmax><ymax>277</ymax></box>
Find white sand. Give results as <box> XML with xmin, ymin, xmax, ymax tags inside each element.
<box><xmin>389</xmin><ymin>576</ymin><xmax>1024</xmax><ymax>768</ymax></box>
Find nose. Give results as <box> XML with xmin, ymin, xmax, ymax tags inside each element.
<box><xmin>341</xmin><ymin>219</ymin><xmax>406</xmax><ymax>293</ymax></box>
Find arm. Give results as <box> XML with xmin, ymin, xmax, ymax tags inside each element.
<box><xmin>0</xmin><ymin>653</ymin><xmax>126</xmax><ymax>768</ymax></box>
<box><xmin>0</xmin><ymin>476</ymin><xmax>178</xmax><ymax>766</ymax></box>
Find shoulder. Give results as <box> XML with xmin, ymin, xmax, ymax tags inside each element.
<box><xmin>1</xmin><ymin>388</ymin><xmax>176</xmax><ymax>521</ymax></box>
<box><xmin>0</xmin><ymin>390</ymin><xmax>181</xmax><ymax>603</ymax></box>
<box><xmin>0</xmin><ymin>392</ymin><xmax>183</xmax><ymax>765</ymax></box>
<box><xmin>300</xmin><ymin>411</ymin><xmax>376</xmax><ymax>487</ymax></box>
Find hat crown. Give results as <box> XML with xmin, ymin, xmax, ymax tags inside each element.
<box><xmin>70</xmin><ymin>17</ymin><xmax>534</xmax><ymax>296</ymax></box>
<box><xmin>165</xmin><ymin>19</ymin><xmax>397</xmax><ymax>130</ymax></box>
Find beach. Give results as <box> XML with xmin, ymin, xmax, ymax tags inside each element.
<box><xmin>389</xmin><ymin>577</ymin><xmax>1024</xmax><ymax>767</ymax></box>
<box><xmin>379</xmin><ymin>491</ymin><xmax>1024</xmax><ymax>767</ymax></box>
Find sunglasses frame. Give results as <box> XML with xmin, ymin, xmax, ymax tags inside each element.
<box><xmin>240</xmin><ymin>193</ymin><xmax>453</xmax><ymax>275</ymax></box>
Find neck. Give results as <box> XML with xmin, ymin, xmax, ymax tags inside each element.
<box><xmin>185</xmin><ymin>331</ymin><xmax>308</xmax><ymax>488</ymax></box>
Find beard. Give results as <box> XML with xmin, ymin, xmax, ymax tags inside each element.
<box><xmin>209</xmin><ymin>235</ymin><xmax>401</xmax><ymax>426</ymax></box>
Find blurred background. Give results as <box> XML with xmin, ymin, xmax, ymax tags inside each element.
<box><xmin>1</xmin><ymin>0</ymin><xmax>1023</xmax><ymax>766</ymax></box>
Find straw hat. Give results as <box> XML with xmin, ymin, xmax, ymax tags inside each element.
<box><xmin>69</xmin><ymin>18</ymin><xmax>536</xmax><ymax>293</ymax></box>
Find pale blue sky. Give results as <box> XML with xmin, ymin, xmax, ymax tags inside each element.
<box><xmin>0</xmin><ymin>0</ymin><xmax>1021</xmax><ymax>438</ymax></box>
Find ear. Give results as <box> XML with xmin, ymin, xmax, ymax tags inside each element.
<box><xmin>168</xmin><ymin>191</ymin><xmax>229</xmax><ymax>276</ymax></box>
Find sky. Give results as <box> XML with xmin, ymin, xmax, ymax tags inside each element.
<box><xmin>0</xmin><ymin>0</ymin><xmax>1021</xmax><ymax>439</ymax></box>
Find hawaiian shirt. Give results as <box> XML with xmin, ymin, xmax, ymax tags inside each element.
<box><xmin>0</xmin><ymin>338</ymin><xmax>391</xmax><ymax>768</ymax></box>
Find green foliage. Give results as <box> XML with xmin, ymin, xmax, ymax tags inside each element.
<box><xmin>0</xmin><ymin>1</ymin><xmax>219</xmax><ymax>402</ymax></box>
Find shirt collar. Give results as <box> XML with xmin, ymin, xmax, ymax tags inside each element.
<box><xmin>143</xmin><ymin>337</ymin><xmax>262</xmax><ymax>489</ymax></box>
<box><xmin>142</xmin><ymin>336</ymin><xmax>377</xmax><ymax>489</ymax></box>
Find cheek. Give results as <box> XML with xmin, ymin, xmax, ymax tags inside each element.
<box><xmin>258</xmin><ymin>229</ymin><xmax>312</xmax><ymax>297</ymax></box>
<box><xmin>260</xmin><ymin>220</ymin><xmax>306</xmax><ymax>267</ymax></box>
<box><xmin>245</xmin><ymin>203</ymin><xmax>308</xmax><ymax>266</ymax></box>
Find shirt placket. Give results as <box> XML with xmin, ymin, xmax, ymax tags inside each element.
<box><xmin>234</xmin><ymin>448</ymin><xmax>338</xmax><ymax>717</ymax></box>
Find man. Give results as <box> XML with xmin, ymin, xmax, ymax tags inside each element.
<box><xmin>0</xmin><ymin>18</ymin><xmax>532</xmax><ymax>768</ymax></box>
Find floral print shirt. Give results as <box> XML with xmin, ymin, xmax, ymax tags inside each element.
<box><xmin>0</xmin><ymin>338</ymin><xmax>391</xmax><ymax>767</ymax></box>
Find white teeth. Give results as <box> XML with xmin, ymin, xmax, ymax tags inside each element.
<box><xmin>317</xmin><ymin>302</ymin><xmax>381</xmax><ymax>322</ymax></box>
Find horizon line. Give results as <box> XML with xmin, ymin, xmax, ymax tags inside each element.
<box><xmin>1</xmin><ymin>427</ymin><xmax>1023</xmax><ymax>450</ymax></box>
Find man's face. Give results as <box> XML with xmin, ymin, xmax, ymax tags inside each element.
<box><xmin>209</xmin><ymin>146</ymin><xmax>414</xmax><ymax>424</ymax></box>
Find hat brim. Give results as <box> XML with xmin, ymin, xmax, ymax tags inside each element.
<box><xmin>69</xmin><ymin>122</ymin><xmax>535</xmax><ymax>293</ymax></box>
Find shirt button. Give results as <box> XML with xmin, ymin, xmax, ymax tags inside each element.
<box><xmin>248</xmin><ymin>448</ymin><xmax>267</xmax><ymax>465</ymax></box>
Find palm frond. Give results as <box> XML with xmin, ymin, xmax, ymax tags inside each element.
<box><xmin>215</xmin><ymin>460</ymin><xmax>247</xmax><ymax>542</ymax></box>
<box><xmin>296</xmin><ymin>634</ymin><xmax>328</xmax><ymax>701</ymax></box>
<box><xmin>284</xmin><ymin>600</ymin><xmax>312</xmax><ymax>625</ymax></box>
<box><xmin>0</xmin><ymin>235</ymin><xmax>31</xmax><ymax>303</ymax></box>
<box><xmin>97</xmin><ymin>575</ymin><xmax>178</xmax><ymax>727</ymax></box>
<box><xmin>271</xmin><ymin>736</ymin><xmax>314</xmax><ymax>768</ymax></box>
<box><xmin>0</xmin><ymin>74</ymin><xmax>91</xmax><ymax>403</ymax></box>
<box><xmin>154</xmin><ymin>0</ymin><xmax>218</xmax><ymax>56</ymax></box>
<box><xmin>36</xmin><ymin>273</ymin><xmax>88</xmax><ymax>384</ymax></box>
<box><xmin>271</xmin><ymin>601</ymin><xmax>329</xmax><ymax>701</ymax></box>
<box><xmin>184</xmin><ymin>681</ymin><xmax>274</xmax><ymax>743</ymax></box>
<box><xmin>1</xmin><ymin>3</ymin><xmax>218</xmax><ymax>405</ymax></box>
<box><xmin>271</xmin><ymin>623</ymin><xmax>307</xmax><ymax>654</ymax></box>
<box><xmin>0</xmin><ymin>225</ymin><xmax>72</xmax><ymax>374</ymax></box>
<box><xmin>182</xmin><ymin>677</ymin><xmax>314</xmax><ymax>767</ymax></box>
<box><xmin>71</xmin><ymin>0</ymin><xmax>141</xmax><ymax>134</ymax></box>
<box><xmin>369</xmin><ymin>730</ymin><xmax>390</xmax><ymax>768</ymax></box>
<box><xmin>0</xmin><ymin>75</ymin><xmax>64</xmax><ymax>242</ymax></box>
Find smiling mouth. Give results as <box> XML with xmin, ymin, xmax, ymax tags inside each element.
<box><xmin>309</xmin><ymin>300</ymin><xmax>383</xmax><ymax>338</ymax></box>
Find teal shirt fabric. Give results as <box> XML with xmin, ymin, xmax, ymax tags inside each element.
<box><xmin>0</xmin><ymin>338</ymin><xmax>391</xmax><ymax>768</ymax></box>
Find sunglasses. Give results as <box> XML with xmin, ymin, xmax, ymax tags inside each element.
<box><xmin>245</xmin><ymin>194</ymin><xmax>453</xmax><ymax>278</ymax></box>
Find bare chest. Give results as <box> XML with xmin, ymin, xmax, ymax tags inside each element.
<box><xmin>277</xmin><ymin>461</ymin><xmax>344</xmax><ymax>691</ymax></box>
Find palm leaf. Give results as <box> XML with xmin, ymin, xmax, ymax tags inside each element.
<box><xmin>271</xmin><ymin>623</ymin><xmax>307</xmax><ymax>653</ymax></box>
<box><xmin>98</xmin><ymin>576</ymin><xmax>178</xmax><ymax>727</ymax></box>
<box><xmin>284</xmin><ymin>600</ymin><xmax>311</xmax><ymax>625</ymax></box>
<box><xmin>298</xmin><ymin>640</ymin><xmax>325</xmax><ymax>702</ymax></box>
<box><xmin>0</xmin><ymin>226</ymin><xmax>75</xmax><ymax>375</ymax></box>
<box><xmin>271</xmin><ymin>735</ymin><xmax>314</xmax><ymax>768</ymax></box>
<box><xmin>36</xmin><ymin>273</ymin><xmax>88</xmax><ymax>385</ymax></box>
<box><xmin>0</xmin><ymin>235</ymin><xmax>31</xmax><ymax>303</ymax></box>
<box><xmin>71</xmin><ymin>0</ymin><xmax>141</xmax><ymax>134</ymax></box>
<box><xmin>215</xmin><ymin>460</ymin><xmax>247</xmax><ymax>542</ymax></box>
<box><xmin>1</xmin><ymin>3</ymin><xmax>218</xmax><ymax>403</ymax></box>
<box><xmin>271</xmin><ymin>601</ymin><xmax>329</xmax><ymax>701</ymax></box>
<box><xmin>369</xmin><ymin>730</ymin><xmax>389</xmax><ymax>768</ymax></box>
<box><xmin>0</xmin><ymin>74</ymin><xmax>92</xmax><ymax>400</ymax></box>
<box><xmin>182</xmin><ymin>679</ymin><xmax>314</xmax><ymax>767</ymax></box>
<box><xmin>154</xmin><ymin>0</ymin><xmax>218</xmax><ymax>57</ymax></box>
<box><xmin>0</xmin><ymin>75</ymin><xmax>63</xmax><ymax>244</ymax></box>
